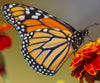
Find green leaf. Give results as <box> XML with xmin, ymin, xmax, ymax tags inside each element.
<box><xmin>96</xmin><ymin>71</ymin><xmax>100</xmax><ymax>80</ymax></box>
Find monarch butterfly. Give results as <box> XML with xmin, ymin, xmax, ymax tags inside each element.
<box><xmin>2</xmin><ymin>3</ymin><xmax>90</xmax><ymax>76</ymax></box>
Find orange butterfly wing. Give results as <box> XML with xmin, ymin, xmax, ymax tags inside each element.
<box><xmin>2</xmin><ymin>3</ymin><xmax>76</xmax><ymax>36</ymax></box>
<box><xmin>2</xmin><ymin>3</ymin><xmax>76</xmax><ymax>75</ymax></box>
<box><xmin>21</xmin><ymin>28</ymin><xmax>73</xmax><ymax>75</ymax></box>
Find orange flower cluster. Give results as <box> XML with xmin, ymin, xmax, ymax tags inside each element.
<box><xmin>70</xmin><ymin>38</ymin><xmax>100</xmax><ymax>79</ymax></box>
<box><xmin>0</xmin><ymin>23</ymin><xmax>12</xmax><ymax>76</ymax></box>
<box><xmin>0</xmin><ymin>23</ymin><xmax>12</xmax><ymax>32</ymax></box>
<box><xmin>0</xmin><ymin>23</ymin><xmax>13</xmax><ymax>51</ymax></box>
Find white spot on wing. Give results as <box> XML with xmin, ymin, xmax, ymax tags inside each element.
<box><xmin>31</xmin><ymin>59</ymin><xmax>33</xmax><ymax>62</ymax></box>
<box><xmin>22</xmin><ymin>29</ymin><xmax>25</xmax><ymax>31</ymax></box>
<box><xmin>43</xmin><ymin>29</ymin><xmax>48</xmax><ymax>32</ymax></box>
<box><xmin>54</xmin><ymin>28</ymin><xmax>60</xmax><ymax>31</ymax></box>
<box><xmin>7</xmin><ymin>9</ymin><xmax>10</xmax><ymax>11</ymax></box>
<box><xmin>23</xmin><ymin>45</ymin><xmax>25</xmax><ymax>47</ymax></box>
<box><xmin>37</xmin><ymin>66</ymin><xmax>39</xmax><ymax>68</ymax></box>
<box><xmin>42</xmin><ymin>71</ymin><xmax>44</xmax><ymax>74</ymax></box>
<box><xmin>4</xmin><ymin>6</ymin><xmax>7</xmax><ymax>9</ymax></box>
<box><xmin>32</xmin><ymin>65</ymin><xmax>34</xmax><ymax>68</ymax></box>
<box><xmin>40</xmin><ymin>66</ymin><xmax>43</xmax><ymax>68</ymax></box>
<box><xmin>37</xmin><ymin>10</ymin><xmax>43</xmax><ymax>13</ymax></box>
<box><xmin>16</xmin><ymin>27</ymin><xmax>20</xmax><ymax>30</ymax></box>
<box><xmin>25</xmin><ymin>8</ymin><xmax>30</xmax><ymax>11</ymax></box>
<box><xmin>44</xmin><ymin>15</ymin><xmax>48</xmax><ymax>18</ymax></box>
<box><xmin>68</xmin><ymin>37</ymin><xmax>71</xmax><ymax>41</ymax></box>
<box><xmin>8</xmin><ymin>13</ymin><xmax>11</xmax><ymax>16</ymax></box>
<box><xmin>11</xmin><ymin>21</ymin><xmax>15</xmax><ymax>23</ymax></box>
<box><xmin>33</xmin><ymin>62</ymin><xmax>35</xmax><ymax>64</ymax></box>
<box><xmin>19</xmin><ymin>15</ymin><xmax>25</xmax><ymax>20</ymax></box>
<box><xmin>35</xmin><ymin>12</ymin><xmax>41</xmax><ymax>16</ymax></box>
<box><xmin>20</xmin><ymin>34</ymin><xmax>23</xmax><ymax>37</ymax></box>
<box><xmin>35</xmin><ymin>68</ymin><xmax>37</xmax><ymax>70</ymax></box>
<box><xmin>18</xmin><ymin>22</ymin><xmax>21</xmax><ymax>24</ymax></box>
<box><xmin>24</xmin><ymin>37</ymin><xmax>27</xmax><ymax>40</ymax></box>
<box><xmin>29</xmin><ymin>61</ymin><xmax>31</xmax><ymax>64</ymax></box>
<box><xmin>29</xmin><ymin>36</ymin><xmax>31</xmax><ymax>39</ymax></box>
<box><xmin>44</xmin><ymin>69</ymin><xmax>46</xmax><ymax>71</ymax></box>
<box><xmin>25</xmin><ymin>40</ymin><xmax>28</xmax><ymax>43</ymax></box>
<box><xmin>39</xmin><ymin>69</ymin><xmax>42</xmax><ymax>72</ymax></box>
<box><xmin>11</xmin><ymin>18</ymin><xmax>14</xmax><ymax>20</ymax></box>
<box><xmin>27</xmin><ymin>33</ymin><xmax>29</xmax><ymax>36</ymax></box>
<box><xmin>30</xmin><ymin>32</ymin><xmax>33</xmax><ymax>35</ymax></box>
<box><xmin>12</xmin><ymin>4</ymin><xmax>16</xmax><ymax>6</ymax></box>
<box><xmin>26</xmin><ymin>11</ymin><xmax>30</xmax><ymax>14</ymax></box>
<box><xmin>18</xmin><ymin>31</ymin><xmax>22</xmax><ymax>34</ymax></box>
<box><xmin>36</xmin><ymin>29</ymin><xmax>41</xmax><ymax>31</ymax></box>
<box><xmin>21</xmin><ymin>25</ymin><xmax>24</xmax><ymax>28</ymax></box>
<box><xmin>51</xmin><ymin>71</ymin><xmax>54</xmax><ymax>73</ymax></box>
<box><xmin>48</xmin><ymin>14</ymin><xmax>53</xmax><ymax>17</ymax></box>
<box><xmin>31</xmin><ymin>15</ymin><xmax>38</xmax><ymax>19</ymax></box>
<box><xmin>30</xmin><ymin>7</ymin><xmax>34</xmax><ymax>10</ymax></box>
<box><xmin>47</xmin><ymin>70</ymin><xmax>50</xmax><ymax>72</ymax></box>
<box><xmin>9</xmin><ymin>5</ymin><xmax>13</xmax><ymax>8</ymax></box>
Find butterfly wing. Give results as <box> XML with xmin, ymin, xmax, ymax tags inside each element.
<box><xmin>1</xmin><ymin>3</ymin><xmax>76</xmax><ymax>37</ymax></box>
<box><xmin>21</xmin><ymin>28</ymin><xmax>74</xmax><ymax>75</ymax></box>
<box><xmin>2</xmin><ymin>3</ymin><xmax>76</xmax><ymax>75</ymax></box>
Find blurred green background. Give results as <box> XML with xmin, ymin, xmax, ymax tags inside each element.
<box><xmin>0</xmin><ymin>0</ymin><xmax>100</xmax><ymax>83</ymax></box>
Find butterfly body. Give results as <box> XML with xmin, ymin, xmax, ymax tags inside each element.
<box><xmin>2</xmin><ymin>3</ymin><xmax>88</xmax><ymax>76</ymax></box>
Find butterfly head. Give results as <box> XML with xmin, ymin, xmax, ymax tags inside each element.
<box><xmin>82</xmin><ymin>29</ymin><xmax>88</xmax><ymax>37</ymax></box>
<box><xmin>71</xmin><ymin>29</ymin><xmax>88</xmax><ymax>50</ymax></box>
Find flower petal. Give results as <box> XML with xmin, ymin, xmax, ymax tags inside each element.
<box><xmin>70</xmin><ymin>37</ymin><xmax>100</xmax><ymax>80</ymax></box>
<box><xmin>84</xmin><ymin>64</ymin><xmax>98</xmax><ymax>75</ymax></box>
<box><xmin>0</xmin><ymin>23</ymin><xmax>13</xmax><ymax>32</ymax></box>
<box><xmin>71</xmin><ymin>63</ymin><xmax>86</xmax><ymax>79</ymax></box>
<box><xmin>0</xmin><ymin>35</ymin><xmax>12</xmax><ymax>51</ymax></box>
<box><xmin>84</xmin><ymin>55</ymin><xmax>100</xmax><ymax>75</ymax></box>
<box><xmin>97</xmin><ymin>38</ymin><xmax>100</xmax><ymax>44</ymax></box>
<box><xmin>70</xmin><ymin>51</ymin><xmax>84</xmax><ymax>69</ymax></box>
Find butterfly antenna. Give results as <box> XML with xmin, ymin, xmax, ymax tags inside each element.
<box><xmin>85</xmin><ymin>23</ymin><xmax>100</xmax><ymax>30</ymax></box>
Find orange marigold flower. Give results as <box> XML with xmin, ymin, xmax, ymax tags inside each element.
<box><xmin>70</xmin><ymin>38</ymin><xmax>100</xmax><ymax>80</ymax></box>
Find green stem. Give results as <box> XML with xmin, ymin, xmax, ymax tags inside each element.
<box><xmin>2</xmin><ymin>73</ymin><xmax>10</xmax><ymax>83</ymax></box>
